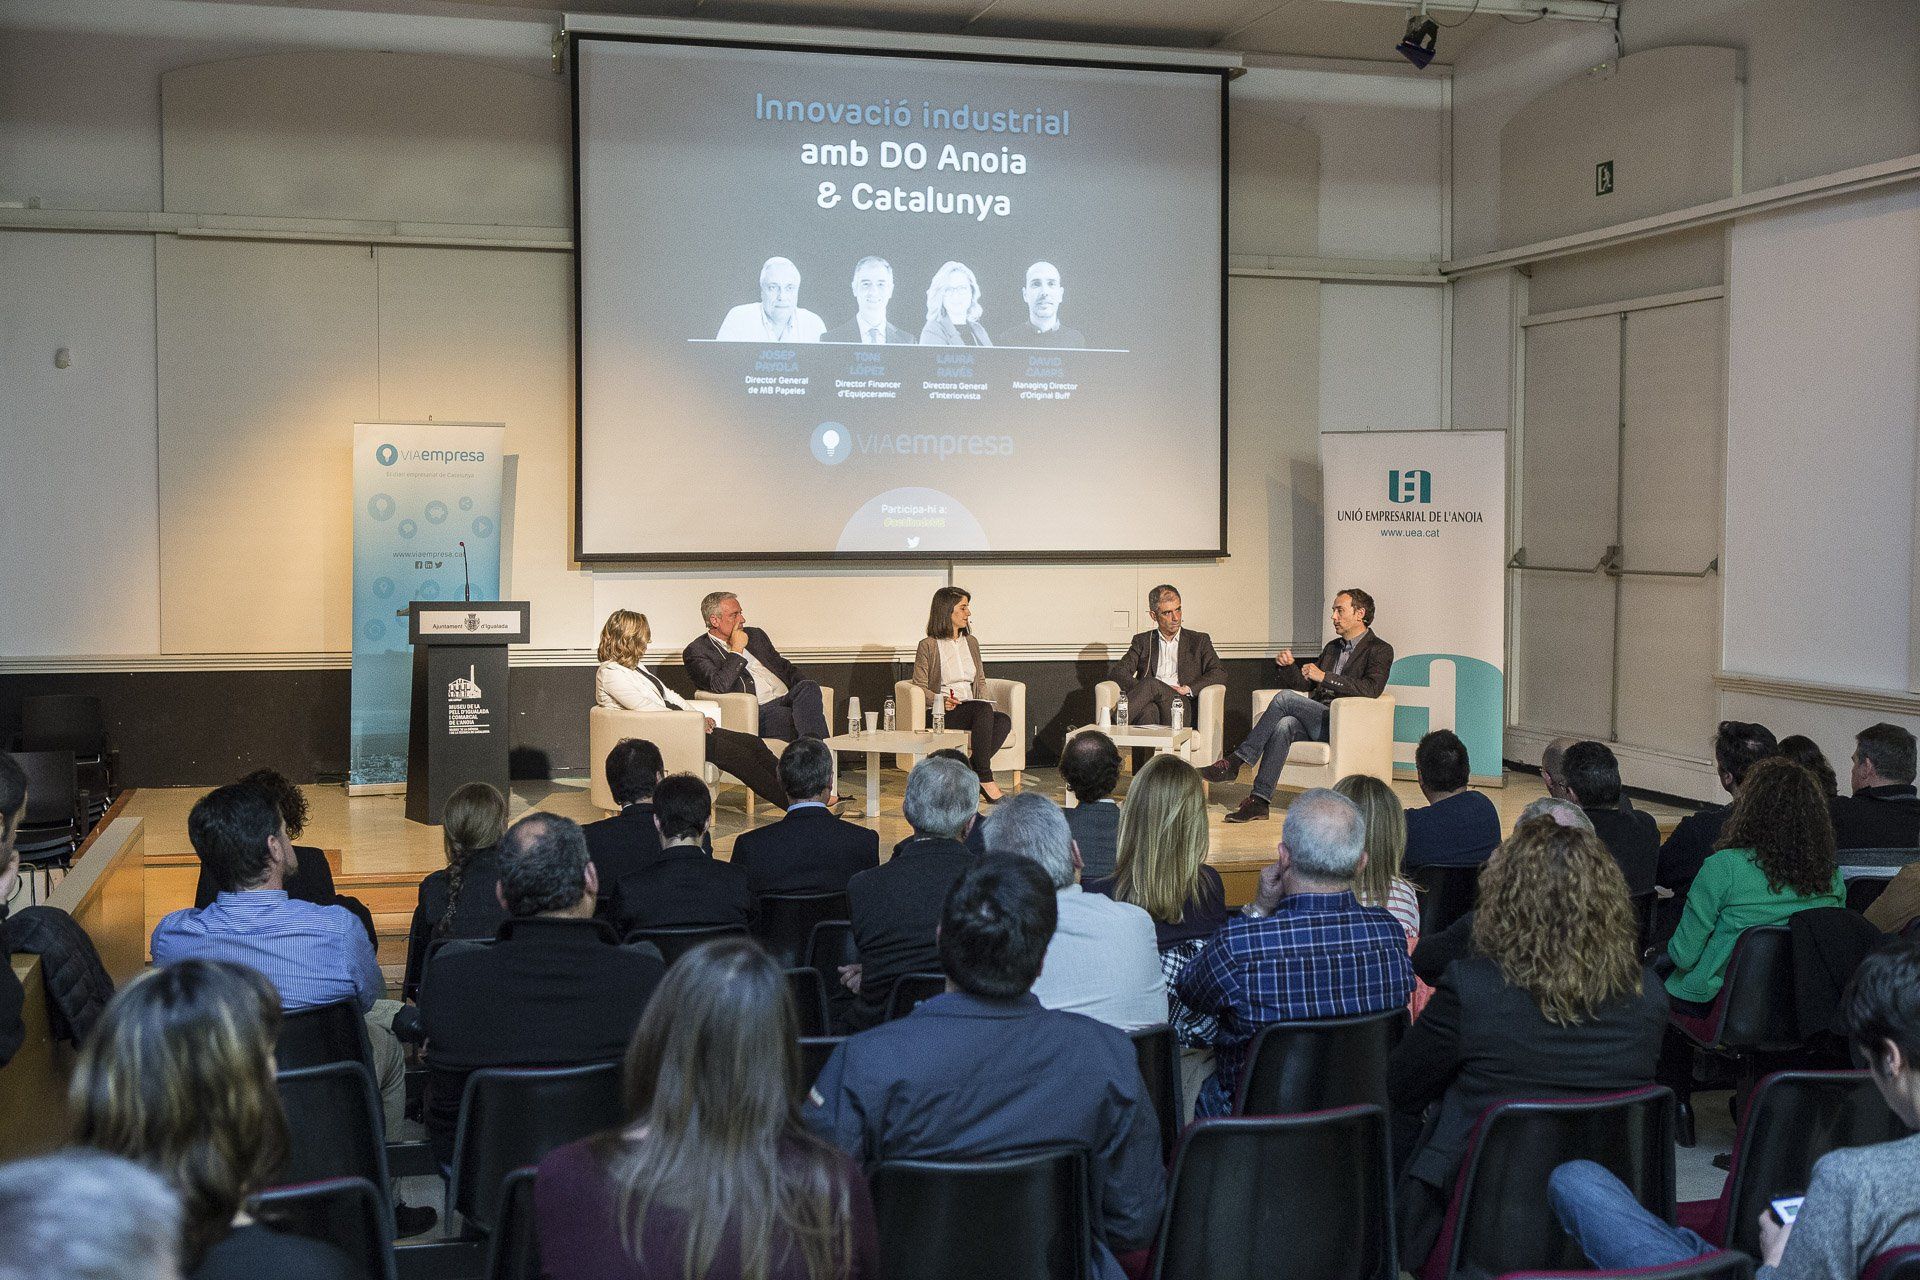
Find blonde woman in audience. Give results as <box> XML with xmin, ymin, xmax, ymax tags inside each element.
<box><xmin>1334</xmin><ymin>773</ymin><xmax>1427</xmax><ymax>1014</ymax></box>
<box><xmin>401</xmin><ymin>780</ymin><xmax>509</xmax><ymax>1002</ymax></box>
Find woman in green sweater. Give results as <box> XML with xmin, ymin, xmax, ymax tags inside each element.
<box><xmin>1666</xmin><ymin>756</ymin><xmax>1844</xmax><ymax>1011</ymax></box>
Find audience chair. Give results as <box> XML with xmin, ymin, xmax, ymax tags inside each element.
<box><xmin>871</xmin><ymin>1145</ymin><xmax>1092</xmax><ymax>1280</ymax></box>
<box><xmin>448</xmin><ymin>1062</ymin><xmax>624</xmax><ymax>1236</ymax></box>
<box><xmin>587</xmin><ymin>704</ymin><xmax>719</xmax><ymax>812</ymax></box>
<box><xmin>1411</xmin><ymin>864</ymin><xmax>1481</xmax><ymax>938</ymax></box>
<box><xmin>1153</xmin><ymin>1107</ymin><xmax>1395</xmax><ymax>1280</ymax></box>
<box><xmin>1418</xmin><ymin>1085</ymin><xmax>1677</xmax><ymax>1280</ymax></box>
<box><xmin>1667</xmin><ymin>925</ymin><xmax>1800</xmax><ymax>1146</ymax></box>
<box><xmin>275</xmin><ymin>1062</ymin><xmax>392</xmax><ymax>1200</ymax></box>
<box><xmin>885</xmin><ymin>971</ymin><xmax>948</xmax><ymax>1021</ymax></box>
<box><xmin>623</xmin><ymin>923</ymin><xmax>749</xmax><ymax>965</ymax></box>
<box><xmin>1845</xmin><ymin>872</ymin><xmax>1896</xmax><ymax>915</ymax></box>
<box><xmin>1247</xmin><ymin>690</ymin><xmax>1396</xmax><ymax>791</ymax></box>
<box><xmin>1092</xmin><ymin>680</ymin><xmax>1226</xmax><ymax>768</ymax></box>
<box><xmin>8</xmin><ymin>750</ymin><xmax>81</xmax><ymax>901</ymax></box>
<box><xmin>277</xmin><ymin>999</ymin><xmax>378</xmax><ymax>1075</ymax></box>
<box><xmin>1497</xmin><ymin>1252</ymin><xmax>1754</xmax><ymax>1280</ymax></box>
<box><xmin>785</xmin><ymin>966</ymin><xmax>831</xmax><ymax>1038</ymax></box>
<box><xmin>485</xmin><ymin>1167</ymin><xmax>540</xmax><ymax>1280</ymax></box>
<box><xmin>1129</xmin><ymin>1024</ymin><xmax>1181</xmax><ymax>1167</ymax></box>
<box><xmin>754</xmin><ymin>891</ymin><xmax>851</xmax><ymax>968</ymax></box>
<box><xmin>1866</xmin><ymin>1246</ymin><xmax>1920</xmax><ymax>1280</ymax></box>
<box><xmin>894</xmin><ymin>676</ymin><xmax>1028</xmax><ymax>786</ymax></box>
<box><xmin>20</xmin><ymin>694</ymin><xmax>112</xmax><ymax>825</ymax></box>
<box><xmin>248</xmin><ymin>1176</ymin><xmax>398</xmax><ymax>1280</ymax></box>
<box><xmin>1234</xmin><ymin>1008</ymin><xmax>1408</xmax><ymax>1117</ymax></box>
<box><xmin>798</xmin><ymin>1036</ymin><xmax>843</xmax><ymax>1090</ymax></box>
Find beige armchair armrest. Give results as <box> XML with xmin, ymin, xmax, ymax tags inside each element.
<box><xmin>588</xmin><ymin>706</ymin><xmax>709</xmax><ymax>811</ymax></box>
<box><xmin>697</xmin><ymin>691</ymin><xmax>762</xmax><ymax>736</ymax></box>
<box><xmin>1327</xmin><ymin>695</ymin><xmax>1397</xmax><ymax>783</ymax></box>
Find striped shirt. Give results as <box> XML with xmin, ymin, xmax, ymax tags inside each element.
<box><xmin>150</xmin><ymin>890</ymin><xmax>384</xmax><ymax>1013</ymax></box>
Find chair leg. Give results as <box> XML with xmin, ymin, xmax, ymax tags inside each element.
<box><xmin>746</xmin><ymin>792</ymin><xmax>755</xmax><ymax>821</ymax></box>
<box><xmin>1676</xmin><ymin>1094</ymin><xmax>1696</xmax><ymax>1148</ymax></box>
<box><xmin>1013</xmin><ymin>771</ymin><xmax>1022</xmax><ymax>791</ymax></box>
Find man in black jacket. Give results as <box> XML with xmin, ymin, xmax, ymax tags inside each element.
<box><xmin>0</xmin><ymin>754</ymin><xmax>26</xmax><ymax>1068</ymax></box>
<box><xmin>417</xmin><ymin>811</ymin><xmax>665</xmax><ymax>1164</ymax></box>
<box><xmin>1563</xmin><ymin>741</ymin><xmax>1659</xmax><ymax>896</ymax></box>
<box><xmin>1203</xmin><ymin>588</ymin><xmax>1395</xmax><ymax>823</ymax></box>
<box><xmin>1834</xmin><ymin>723</ymin><xmax>1920</xmax><ymax>851</ymax></box>
<box><xmin>1106</xmin><ymin>584</ymin><xmax>1226</xmax><ymax>730</ymax></box>
<box><xmin>681</xmin><ymin>591</ymin><xmax>828</xmax><ymax>742</ymax></box>
<box><xmin>731</xmin><ymin>740</ymin><xmax>879</xmax><ymax>898</ymax></box>
<box><xmin>1657</xmin><ymin>720</ymin><xmax>1777</xmax><ymax>897</ymax></box>
<box><xmin>580</xmin><ymin>738</ymin><xmax>710</xmax><ymax>921</ymax></box>
<box><xmin>607</xmin><ymin>774</ymin><xmax>754</xmax><ymax>937</ymax></box>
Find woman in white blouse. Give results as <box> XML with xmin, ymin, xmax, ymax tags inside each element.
<box><xmin>911</xmin><ymin>587</ymin><xmax>1012</xmax><ymax>803</ymax></box>
<box><xmin>594</xmin><ymin>609</ymin><xmax>788</xmax><ymax>809</ymax></box>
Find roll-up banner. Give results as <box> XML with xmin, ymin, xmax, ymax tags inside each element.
<box><xmin>1321</xmin><ymin>430</ymin><xmax>1507</xmax><ymax>784</ymax></box>
<box><xmin>349</xmin><ymin>422</ymin><xmax>505</xmax><ymax>793</ymax></box>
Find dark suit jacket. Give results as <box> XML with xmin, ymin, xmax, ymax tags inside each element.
<box><xmin>1065</xmin><ymin>801</ymin><xmax>1123</xmax><ymax>881</ymax></box>
<box><xmin>681</xmin><ymin>627</ymin><xmax>805</xmax><ymax>698</ymax></box>
<box><xmin>1833</xmin><ymin>785</ymin><xmax>1920</xmax><ymax>851</ymax></box>
<box><xmin>1657</xmin><ymin>805</ymin><xmax>1729</xmax><ymax>894</ymax></box>
<box><xmin>1107</xmin><ymin>629</ymin><xmax>1225</xmax><ymax>696</ymax></box>
<box><xmin>402</xmin><ymin>845</ymin><xmax>508</xmax><ymax>1002</ymax></box>
<box><xmin>608</xmin><ymin>843</ymin><xmax>755</xmax><ymax>936</ymax></box>
<box><xmin>1274</xmin><ymin>631</ymin><xmax>1395</xmax><ymax>703</ymax></box>
<box><xmin>846</xmin><ymin>835</ymin><xmax>975</xmax><ymax>1030</ymax></box>
<box><xmin>730</xmin><ymin>804</ymin><xmax>880</xmax><ymax>898</ymax></box>
<box><xmin>823</xmin><ymin>317</ymin><xmax>916</xmax><ymax>345</ymax></box>
<box><xmin>581</xmin><ymin>804</ymin><xmax>710</xmax><ymax>920</ymax></box>
<box><xmin>417</xmin><ymin>916</ymin><xmax>666</xmax><ymax>1162</ymax></box>
<box><xmin>1585</xmin><ymin>806</ymin><xmax>1661</xmax><ymax>897</ymax></box>
<box><xmin>1388</xmin><ymin>955</ymin><xmax>1668</xmax><ymax>1195</ymax></box>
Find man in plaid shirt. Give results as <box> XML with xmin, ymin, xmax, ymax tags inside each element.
<box><xmin>1177</xmin><ymin>787</ymin><xmax>1415</xmax><ymax>1116</ymax></box>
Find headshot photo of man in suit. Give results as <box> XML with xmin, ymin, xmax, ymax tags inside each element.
<box><xmin>714</xmin><ymin>255</ymin><xmax>826</xmax><ymax>343</ymax></box>
<box><xmin>999</xmin><ymin>260</ymin><xmax>1087</xmax><ymax>348</ymax></box>
<box><xmin>822</xmin><ymin>256</ymin><xmax>916</xmax><ymax>345</ymax></box>
<box><xmin>1108</xmin><ymin>584</ymin><xmax>1225</xmax><ymax>730</ymax></box>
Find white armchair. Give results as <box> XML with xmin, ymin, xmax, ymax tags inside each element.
<box><xmin>588</xmin><ymin>705</ymin><xmax>712</xmax><ymax>813</ymax></box>
<box><xmin>893</xmin><ymin>678</ymin><xmax>1027</xmax><ymax>786</ymax></box>
<box><xmin>1092</xmin><ymin>681</ymin><xmax>1225</xmax><ymax>766</ymax></box>
<box><xmin>695</xmin><ymin>685</ymin><xmax>835</xmax><ymax>754</ymax></box>
<box><xmin>1248</xmin><ymin>691</ymin><xmax>1397</xmax><ymax>792</ymax></box>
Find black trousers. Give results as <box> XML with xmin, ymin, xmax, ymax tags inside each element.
<box><xmin>705</xmin><ymin>726</ymin><xmax>788</xmax><ymax>807</ymax></box>
<box><xmin>1119</xmin><ymin>677</ymin><xmax>1187</xmax><ymax>726</ymax></box>
<box><xmin>945</xmin><ymin>699</ymin><xmax>1012</xmax><ymax>782</ymax></box>
<box><xmin>757</xmin><ymin>678</ymin><xmax>830</xmax><ymax>741</ymax></box>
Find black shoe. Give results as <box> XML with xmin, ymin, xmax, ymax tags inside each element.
<box><xmin>393</xmin><ymin>1202</ymin><xmax>438</xmax><ymax>1239</ymax></box>
<box><xmin>1223</xmin><ymin>797</ymin><xmax>1270</xmax><ymax>824</ymax></box>
<box><xmin>1200</xmin><ymin>757</ymin><xmax>1243</xmax><ymax>783</ymax></box>
<box><xmin>1710</xmin><ymin>1152</ymin><xmax>1732</xmax><ymax>1172</ymax></box>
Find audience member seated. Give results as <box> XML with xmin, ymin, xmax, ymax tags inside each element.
<box><xmin>0</xmin><ymin>1150</ymin><xmax>182</xmax><ymax>1280</ymax></box>
<box><xmin>1403</xmin><ymin>730</ymin><xmax>1501</xmax><ymax>871</ymax></box>
<box><xmin>1563</xmin><ymin>741</ymin><xmax>1660</xmax><ymax>896</ymax></box>
<box><xmin>1060</xmin><ymin>731</ymin><xmax>1123</xmax><ymax>879</ymax></box>
<box><xmin>1833</xmin><ymin>723</ymin><xmax>1920</xmax><ymax>851</ymax></box>
<box><xmin>419</xmin><ymin>812</ymin><xmax>666</xmax><ymax>1167</ymax></box>
<box><xmin>70</xmin><ymin>960</ymin><xmax>365</xmax><ymax>1276</ymax></box>
<box><xmin>1335</xmin><ymin>772</ymin><xmax>1426</xmax><ymax>1012</ymax></box>
<box><xmin>808</xmin><ymin>857</ymin><xmax>1165</xmax><ymax>1280</ymax></box>
<box><xmin>536</xmin><ymin>937</ymin><xmax>878</xmax><ymax>1280</ymax></box>
<box><xmin>1084</xmin><ymin>754</ymin><xmax>1229</xmax><ymax>1115</ymax></box>
<box><xmin>605</xmin><ymin>775</ymin><xmax>754</xmax><ymax>937</ymax></box>
<box><xmin>402</xmin><ymin>781</ymin><xmax>508</xmax><ymax>1002</ymax></box>
<box><xmin>1538</xmin><ymin>735</ymin><xmax>1583</xmax><ymax>803</ymax></box>
<box><xmin>1779</xmin><ymin>734</ymin><xmax>1840</xmax><ymax>798</ymax></box>
<box><xmin>730</xmin><ymin>740</ymin><xmax>879</xmax><ymax>897</ymax></box>
<box><xmin>1664</xmin><ymin>757</ymin><xmax>1844</xmax><ymax>1015</ymax></box>
<box><xmin>928</xmin><ymin>748</ymin><xmax>990</xmax><ymax>856</ymax></box>
<box><xmin>0</xmin><ymin>753</ymin><xmax>26</xmax><ymax>1068</ymax></box>
<box><xmin>1659</xmin><ymin>720</ymin><xmax>1777</xmax><ymax>899</ymax></box>
<box><xmin>152</xmin><ymin>779</ymin><xmax>404</xmax><ymax>1132</ymax></box>
<box><xmin>680</xmin><ymin>590</ymin><xmax>832</xmax><ymax>743</ymax></box>
<box><xmin>582</xmin><ymin>739</ymin><xmax>700</xmax><ymax>917</ymax></box>
<box><xmin>192</xmin><ymin>768</ymin><xmax>377</xmax><ymax>950</ymax></box>
<box><xmin>1551</xmin><ymin>939</ymin><xmax>1920</xmax><ymax>1278</ymax></box>
<box><xmin>1176</xmin><ymin>787</ymin><xmax>1416</xmax><ymax>1118</ymax></box>
<box><xmin>1388</xmin><ymin>817</ymin><xmax>1668</xmax><ymax>1266</ymax></box>
<box><xmin>983</xmin><ymin>792</ymin><xmax>1166</xmax><ymax>1030</ymax></box>
<box><xmin>843</xmin><ymin>756</ymin><xmax>979</xmax><ymax>1030</ymax></box>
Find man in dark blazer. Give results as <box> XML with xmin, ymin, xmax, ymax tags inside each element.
<box><xmin>580</xmin><ymin>739</ymin><xmax>710</xmax><ymax>923</ymax></box>
<box><xmin>1833</xmin><ymin>723</ymin><xmax>1920</xmax><ymax>851</ymax></box>
<box><xmin>1563</xmin><ymin>741</ymin><xmax>1659</xmax><ymax>896</ymax></box>
<box><xmin>607</xmin><ymin>775</ymin><xmax>754</xmax><ymax>937</ymax></box>
<box><xmin>820</xmin><ymin>256</ymin><xmax>916</xmax><ymax>345</ymax></box>
<box><xmin>1656</xmin><ymin>720</ymin><xmax>1777</xmax><ymax>898</ymax></box>
<box><xmin>731</xmin><ymin>740</ymin><xmax>879</xmax><ymax>897</ymax></box>
<box><xmin>1107</xmin><ymin>584</ymin><xmax>1225</xmax><ymax>730</ymax></box>
<box><xmin>417</xmin><ymin>811</ymin><xmax>666</xmax><ymax>1164</ymax></box>
<box><xmin>1202</xmin><ymin>588</ymin><xmax>1395</xmax><ymax>823</ymax></box>
<box><xmin>844</xmin><ymin>756</ymin><xmax>979</xmax><ymax>1031</ymax></box>
<box><xmin>681</xmin><ymin>591</ymin><xmax>829</xmax><ymax>742</ymax></box>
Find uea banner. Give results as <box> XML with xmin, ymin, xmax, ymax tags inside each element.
<box><xmin>1321</xmin><ymin>430</ymin><xmax>1507</xmax><ymax>782</ymax></box>
<box><xmin>350</xmin><ymin>423</ymin><xmax>505</xmax><ymax>791</ymax></box>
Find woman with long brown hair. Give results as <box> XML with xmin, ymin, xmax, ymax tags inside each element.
<box><xmin>911</xmin><ymin>586</ymin><xmax>1011</xmax><ymax>802</ymax></box>
<box><xmin>536</xmin><ymin>936</ymin><xmax>876</xmax><ymax>1280</ymax></box>
<box><xmin>1387</xmin><ymin>816</ymin><xmax>1668</xmax><ymax>1266</ymax></box>
<box><xmin>401</xmin><ymin>781</ymin><xmax>509</xmax><ymax>1001</ymax></box>
<box><xmin>70</xmin><ymin>959</ymin><xmax>360</xmax><ymax>1279</ymax></box>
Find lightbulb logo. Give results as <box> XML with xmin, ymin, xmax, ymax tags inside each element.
<box><xmin>376</xmin><ymin>443</ymin><xmax>399</xmax><ymax>467</ymax></box>
<box><xmin>810</xmin><ymin>421</ymin><xmax>851</xmax><ymax>466</ymax></box>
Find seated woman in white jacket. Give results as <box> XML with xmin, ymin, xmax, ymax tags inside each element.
<box><xmin>594</xmin><ymin>609</ymin><xmax>788</xmax><ymax>810</ymax></box>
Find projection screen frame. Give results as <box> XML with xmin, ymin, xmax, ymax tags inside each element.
<box><xmin>570</xmin><ymin>30</ymin><xmax>1231</xmax><ymax>564</ymax></box>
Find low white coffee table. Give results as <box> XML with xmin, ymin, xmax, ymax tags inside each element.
<box><xmin>823</xmin><ymin>727</ymin><xmax>971</xmax><ymax>817</ymax></box>
<box><xmin>1061</xmin><ymin>723</ymin><xmax>1199</xmax><ymax>806</ymax></box>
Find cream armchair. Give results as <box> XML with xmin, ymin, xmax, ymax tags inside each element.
<box><xmin>893</xmin><ymin>678</ymin><xmax>1027</xmax><ymax>786</ymax></box>
<box><xmin>1092</xmin><ymin>681</ymin><xmax>1225</xmax><ymax>766</ymax></box>
<box><xmin>694</xmin><ymin>685</ymin><xmax>835</xmax><ymax>754</ymax></box>
<box><xmin>1248</xmin><ymin>690</ymin><xmax>1398</xmax><ymax>792</ymax></box>
<box><xmin>588</xmin><ymin>705</ymin><xmax>712</xmax><ymax>813</ymax></box>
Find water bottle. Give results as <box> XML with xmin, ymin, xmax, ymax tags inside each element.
<box><xmin>1115</xmin><ymin>696</ymin><xmax>1129</xmax><ymax>728</ymax></box>
<box><xmin>931</xmin><ymin>698</ymin><xmax>946</xmax><ymax>734</ymax></box>
<box><xmin>847</xmin><ymin>695</ymin><xmax>862</xmax><ymax>737</ymax></box>
<box><xmin>883</xmin><ymin>697</ymin><xmax>897</xmax><ymax>732</ymax></box>
<box><xmin>1171</xmin><ymin>696</ymin><xmax>1185</xmax><ymax>733</ymax></box>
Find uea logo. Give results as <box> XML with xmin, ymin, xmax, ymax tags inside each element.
<box><xmin>376</xmin><ymin>443</ymin><xmax>399</xmax><ymax>467</ymax></box>
<box><xmin>1387</xmin><ymin>469</ymin><xmax>1432</xmax><ymax>504</ymax></box>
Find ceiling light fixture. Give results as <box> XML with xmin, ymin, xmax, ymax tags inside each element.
<box><xmin>1396</xmin><ymin>8</ymin><xmax>1441</xmax><ymax>68</ymax></box>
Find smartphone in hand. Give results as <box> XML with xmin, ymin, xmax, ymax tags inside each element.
<box><xmin>1770</xmin><ymin>1195</ymin><xmax>1805</xmax><ymax>1227</ymax></box>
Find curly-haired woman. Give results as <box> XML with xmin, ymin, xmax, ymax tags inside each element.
<box><xmin>1664</xmin><ymin>756</ymin><xmax>1844</xmax><ymax>1013</ymax></box>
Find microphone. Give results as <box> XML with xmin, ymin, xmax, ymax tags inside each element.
<box><xmin>458</xmin><ymin>541</ymin><xmax>471</xmax><ymax>602</ymax></box>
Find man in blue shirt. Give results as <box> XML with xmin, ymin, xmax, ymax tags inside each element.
<box><xmin>1403</xmin><ymin>729</ymin><xmax>1502</xmax><ymax>870</ymax></box>
<box><xmin>807</xmin><ymin>857</ymin><xmax>1165</xmax><ymax>1280</ymax></box>
<box><xmin>1177</xmin><ymin>787</ymin><xmax>1415</xmax><ymax>1116</ymax></box>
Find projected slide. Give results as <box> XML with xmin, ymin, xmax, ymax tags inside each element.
<box><xmin>575</xmin><ymin>37</ymin><xmax>1225</xmax><ymax>559</ymax></box>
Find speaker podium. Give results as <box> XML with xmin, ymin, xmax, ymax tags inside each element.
<box><xmin>406</xmin><ymin>601</ymin><xmax>530</xmax><ymax>825</ymax></box>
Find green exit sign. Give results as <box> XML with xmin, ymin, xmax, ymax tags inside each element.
<box><xmin>1596</xmin><ymin>160</ymin><xmax>1615</xmax><ymax>196</ymax></box>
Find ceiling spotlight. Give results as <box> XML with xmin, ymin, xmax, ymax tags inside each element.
<box><xmin>1396</xmin><ymin>12</ymin><xmax>1440</xmax><ymax>69</ymax></box>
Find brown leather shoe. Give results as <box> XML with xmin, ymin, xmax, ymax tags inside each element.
<box><xmin>1223</xmin><ymin>796</ymin><xmax>1270</xmax><ymax>823</ymax></box>
<box><xmin>1200</xmin><ymin>756</ymin><xmax>1243</xmax><ymax>783</ymax></box>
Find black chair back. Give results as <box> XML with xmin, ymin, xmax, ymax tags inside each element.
<box><xmin>1235</xmin><ymin>1008</ymin><xmax>1407</xmax><ymax>1116</ymax></box>
<box><xmin>1631</xmin><ymin>891</ymin><xmax>1658</xmax><ymax>953</ymax></box>
<box><xmin>1498</xmin><ymin>1250</ymin><xmax>1754</xmax><ymax>1280</ymax></box>
<box><xmin>248</xmin><ymin>1176</ymin><xmax>397</xmax><ymax>1280</ymax></box>
<box><xmin>277</xmin><ymin>1000</ymin><xmax>378</xmax><ymax>1076</ymax></box>
<box><xmin>1441</xmin><ymin>1086</ymin><xmax>1676</xmax><ymax>1280</ymax></box>
<box><xmin>754</xmin><ymin>892</ymin><xmax>850</xmax><ymax>968</ymax></box>
<box><xmin>885</xmin><ymin>972</ymin><xmax>948</xmax><ymax>1021</ymax></box>
<box><xmin>20</xmin><ymin>695</ymin><xmax>107</xmax><ymax>759</ymax></box>
<box><xmin>10</xmin><ymin>750</ymin><xmax>81</xmax><ymax>872</ymax></box>
<box><xmin>486</xmin><ymin>1167</ymin><xmax>541</xmax><ymax>1280</ymax></box>
<box><xmin>871</xmin><ymin>1145</ymin><xmax>1092</xmax><ymax>1280</ymax></box>
<box><xmin>275</xmin><ymin>1062</ymin><xmax>392</xmax><ymax>1193</ymax></box>
<box><xmin>806</xmin><ymin>919</ymin><xmax>858</xmax><ymax>996</ymax></box>
<box><xmin>1721</xmin><ymin>1071</ymin><xmax>1907</xmax><ymax>1257</ymax></box>
<box><xmin>450</xmin><ymin>1062</ymin><xmax>624</xmax><ymax>1235</ymax></box>
<box><xmin>1412</xmin><ymin>864</ymin><xmax>1480</xmax><ymax>936</ymax></box>
<box><xmin>799</xmin><ymin>1036</ymin><xmax>843</xmax><ymax>1090</ymax></box>
<box><xmin>1716</xmin><ymin>926</ymin><xmax>1799</xmax><ymax>1053</ymax></box>
<box><xmin>1866</xmin><ymin>1246</ymin><xmax>1920</xmax><ymax>1280</ymax></box>
<box><xmin>1846</xmin><ymin>874</ymin><xmax>1894</xmax><ymax>914</ymax></box>
<box><xmin>624</xmin><ymin>923</ymin><xmax>749</xmax><ymax>964</ymax></box>
<box><xmin>1129</xmin><ymin>1024</ymin><xmax>1181</xmax><ymax>1166</ymax></box>
<box><xmin>1153</xmin><ymin>1108</ymin><xmax>1394</xmax><ymax>1280</ymax></box>
<box><xmin>785</xmin><ymin>966</ymin><xmax>830</xmax><ymax>1038</ymax></box>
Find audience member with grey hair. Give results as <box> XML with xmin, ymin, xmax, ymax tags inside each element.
<box><xmin>1176</xmin><ymin>787</ymin><xmax>1415</xmax><ymax>1116</ymax></box>
<box><xmin>0</xmin><ymin>1150</ymin><xmax>181</xmax><ymax>1280</ymax></box>
<box><xmin>1517</xmin><ymin>795</ymin><xmax>1595</xmax><ymax>831</ymax></box>
<box><xmin>985</xmin><ymin>793</ymin><xmax>1166</xmax><ymax>1030</ymax></box>
<box><xmin>1539</xmin><ymin>736</ymin><xmax>1581</xmax><ymax>801</ymax></box>
<box><xmin>902</xmin><ymin>755</ymin><xmax>981</xmax><ymax>840</ymax></box>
